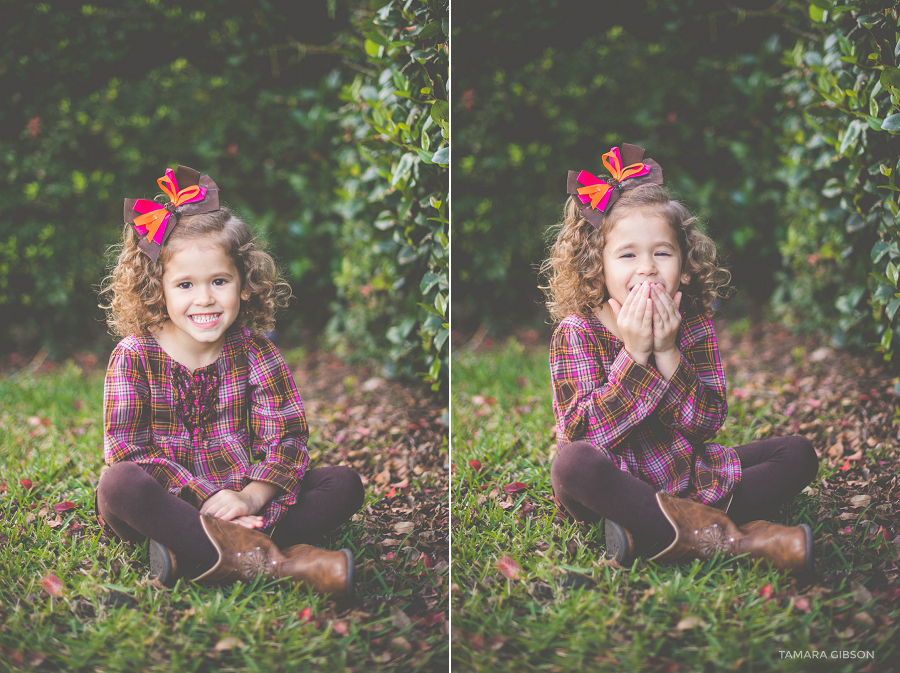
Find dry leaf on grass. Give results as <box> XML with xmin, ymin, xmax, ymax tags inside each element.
<box><xmin>39</xmin><ymin>572</ymin><xmax>63</xmax><ymax>597</ymax></box>
<box><xmin>675</xmin><ymin>615</ymin><xmax>707</xmax><ymax>631</ymax></box>
<box><xmin>213</xmin><ymin>636</ymin><xmax>245</xmax><ymax>652</ymax></box>
<box><xmin>497</xmin><ymin>555</ymin><xmax>521</xmax><ymax>580</ymax></box>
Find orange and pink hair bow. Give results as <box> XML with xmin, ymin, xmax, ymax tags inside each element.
<box><xmin>566</xmin><ymin>144</ymin><xmax>663</xmax><ymax>228</ymax></box>
<box><xmin>124</xmin><ymin>165</ymin><xmax>220</xmax><ymax>262</ymax></box>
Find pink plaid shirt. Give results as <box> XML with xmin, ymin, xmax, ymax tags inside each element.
<box><xmin>103</xmin><ymin>327</ymin><xmax>310</xmax><ymax>531</ymax></box>
<box><xmin>550</xmin><ymin>309</ymin><xmax>741</xmax><ymax>508</ymax></box>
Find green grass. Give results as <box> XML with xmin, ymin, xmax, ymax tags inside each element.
<box><xmin>0</xmin><ymin>361</ymin><xmax>446</xmax><ymax>672</ymax></box>
<box><xmin>451</xmin><ymin>339</ymin><xmax>898</xmax><ymax>672</ymax></box>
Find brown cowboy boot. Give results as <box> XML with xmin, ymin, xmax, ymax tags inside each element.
<box><xmin>649</xmin><ymin>492</ymin><xmax>813</xmax><ymax>573</ymax></box>
<box><xmin>192</xmin><ymin>515</ymin><xmax>355</xmax><ymax>598</ymax></box>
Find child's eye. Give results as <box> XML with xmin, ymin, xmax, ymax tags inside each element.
<box><xmin>212</xmin><ymin>279</ymin><xmax>227</xmax><ymax>286</ymax></box>
<box><xmin>655</xmin><ymin>252</ymin><xmax>671</xmax><ymax>257</ymax></box>
<box><xmin>620</xmin><ymin>253</ymin><xmax>635</xmax><ymax>259</ymax></box>
<box><xmin>178</xmin><ymin>282</ymin><xmax>193</xmax><ymax>289</ymax></box>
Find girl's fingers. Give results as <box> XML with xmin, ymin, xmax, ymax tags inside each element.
<box><xmin>627</xmin><ymin>284</ymin><xmax>643</xmax><ymax>320</ymax></box>
<box><xmin>652</xmin><ymin>285</ymin><xmax>679</xmax><ymax>321</ymax></box>
<box><xmin>608</xmin><ymin>298</ymin><xmax>622</xmax><ymax>318</ymax></box>
<box><xmin>673</xmin><ymin>291</ymin><xmax>682</xmax><ymax>309</ymax></box>
<box><xmin>636</xmin><ymin>284</ymin><xmax>652</xmax><ymax>327</ymax></box>
<box><xmin>619</xmin><ymin>284</ymin><xmax>638</xmax><ymax>314</ymax></box>
<box><xmin>232</xmin><ymin>515</ymin><xmax>264</xmax><ymax>529</ymax></box>
<box><xmin>653</xmin><ymin>288</ymin><xmax>671</xmax><ymax>321</ymax></box>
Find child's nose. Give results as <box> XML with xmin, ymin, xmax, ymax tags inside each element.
<box><xmin>196</xmin><ymin>287</ymin><xmax>215</xmax><ymax>304</ymax></box>
<box><xmin>637</xmin><ymin>256</ymin><xmax>657</xmax><ymax>275</ymax></box>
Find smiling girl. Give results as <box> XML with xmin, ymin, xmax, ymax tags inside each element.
<box><xmin>97</xmin><ymin>165</ymin><xmax>363</xmax><ymax>596</ymax></box>
<box><xmin>541</xmin><ymin>145</ymin><xmax>819</xmax><ymax>573</ymax></box>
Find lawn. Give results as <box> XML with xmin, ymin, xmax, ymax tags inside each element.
<box><xmin>450</xmin><ymin>315</ymin><xmax>900</xmax><ymax>672</ymax></box>
<box><xmin>0</xmin><ymin>350</ymin><xmax>448</xmax><ymax>672</ymax></box>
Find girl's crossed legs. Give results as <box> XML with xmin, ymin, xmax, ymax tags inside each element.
<box><xmin>550</xmin><ymin>436</ymin><xmax>818</xmax><ymax>557</ymax></box>
<box><xmin>96</xmin><ymin>462</ymin><xmax>365</xmax><ymax>574</ymax></box>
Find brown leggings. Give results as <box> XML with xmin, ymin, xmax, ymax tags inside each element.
<box><xmin>96</xmin><ymin>462</ymin><xmax>365</xmax><ymax>573</ymax></box>
<box><xmin>551</xmin><ymin>436</ymin><xmax>819</xmax><ymax>557</ymax></box>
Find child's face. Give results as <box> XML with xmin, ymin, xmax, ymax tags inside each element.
<box><xmin>601</xmin><ymin>209</ymin><xmax>685</xmax><ymax>306</ymax></box>
<box><xmin>160</xmin><ymin>242</ymin><xmax>248</xmax><ymax>352</ymax></box>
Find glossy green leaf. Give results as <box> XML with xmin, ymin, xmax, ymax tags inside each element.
<box><xmin>838</xmin><ymin>119</ymin><xmax>863</xmax><ymax>154</ymax></box>
<box><xmin>887</xmin><ymin>297</ymin><xmax>900</xmax><ymax>322</ymax></box>
<box><xmin>880</xmin><ymin>68</ymin><xmax>900</xmax><ymax>91</ymax></box>
<box><xmin>364</xmin><ymin>39</ymin><xmax>382</xmax><ymax>57</ymax></box>
<box><xmin>881</xmin><ymin>114</ymin><xmax>900</xmax><ymax>131</ymax></box>
<box><xmin>430</xmin><ymin>100</ymin><xmax>449</xmax><ymax>123</ymax></box>
<box><xmin>431</xmin><ymin>146</ymin><xmax>449</xmax><ymax>165</ymax></box>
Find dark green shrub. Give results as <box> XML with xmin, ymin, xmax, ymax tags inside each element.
<box><xmin>777</xmin><ymin>1</ymin><xmax>900</xmax><ymax>360</ymax></box>
<box><xmin>327</xmin><ymin>0</ymin><xmax>448</xmax><ymax>389</ymax></box>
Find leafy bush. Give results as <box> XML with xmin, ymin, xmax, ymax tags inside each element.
<box><xmin>327</xmin><ymin>0</ymin><xmax>448</xmax><ymax>389</ymax></box>
<box><xmin>777</xmin><ymin>1</ymin><xmax>900</xmax><ymax>360</ymax></box>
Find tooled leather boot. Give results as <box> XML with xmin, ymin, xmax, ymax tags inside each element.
<box><xmin>649</xmin><ymin>492</ymin><xmax>813</xmax><ymax>573</ymax></box>
<box><xmin>192</xmin><ymin>515</ymin><xmax>355</xmax><ymax>598</ymax></box>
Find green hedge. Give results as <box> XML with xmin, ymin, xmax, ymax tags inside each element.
<box><xmin>777</xmin><ymin>1</ymin><xmax>900</xmax><ymax>361</ymax></box>
<box><xmin>327</xmin><ymin>0</ymin><xmax>448</xmax><ymax>389</ymax></box>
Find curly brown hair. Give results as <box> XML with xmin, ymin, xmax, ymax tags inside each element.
<box><xmin>540</xmin><ymin>184</ymin><xmax>730</xmax><ymax>323</ymax></box>
<box><xmin>99</xmin><ymin>207</ymin><xmax>292</xmax><ymax>338</ymax></box>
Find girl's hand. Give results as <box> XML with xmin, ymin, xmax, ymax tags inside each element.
<box><xmin>200</xmin><ymin>489</ymin><xmax>259</xmax><ymax>521</ymax></box>
<box><xmin>650</xmin><ymin>283</ymin><xmax>682</xmax><ymax>355</ymax></box>
<box><xmin>230</xmin><ymin>515</ymin><xmax>265</xmax><ymax>529</ymax></box>
<box><xmin>608</xmin><ymin>282</ymin><xmax>654</xmax><ymax>365</ymax></box>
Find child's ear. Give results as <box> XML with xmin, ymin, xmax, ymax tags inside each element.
<box><xmin>681</xmin><ymin>273</ymin><xmax>691</xmax><ymax>285</ymax></box>
<box><xmin>241</xmin><ymin>291</ymin><xmax>250</xmax><ymax>301</ymax></box>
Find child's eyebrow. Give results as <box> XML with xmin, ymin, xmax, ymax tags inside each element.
<box><xmin>610</xmin><ymin>241</ymin><xmax>677</xmax><ymax>254</ymax></box>
<box><xmin>610</xmin><ymin>242</ymin><xmax>635</xmax><ymax>254</ymax></box>
<box><xmin>169</xmin><ymin>270</ymin><xmax>236</xmax><ymax>282</ymax></box>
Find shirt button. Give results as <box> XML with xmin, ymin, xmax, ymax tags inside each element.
<box><xmin>194</xmin><ymin>428</ymin><xmax>201</xmax><ymax>435</ymax></box>
<box><xmin>194</xmin><ymin>375</ymin><xmax>201</xmax><ymax>382</ymax></box>
<box><xmin>194</xmin><ymin>400</ymin><xmax>200</xmax><ymax>406</ymax></box>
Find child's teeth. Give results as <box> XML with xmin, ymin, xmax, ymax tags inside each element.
<box><xmin>192</xmin><ymin>314</ymin><xmax>218</xmax><ymax>324</ymax></box>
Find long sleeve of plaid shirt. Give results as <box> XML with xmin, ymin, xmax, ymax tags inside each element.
<box><xmin>550</xmin><ymin>310</ymin><xmax>740</xmax><ymax>507</ymax></box>
<box><xmin>654</xmin><ymin>322</ymin><xmax>728</xmax><ymax>443</ymax></box>
<box><xmin>102</xmin><ymin>328</ymin><xmax>310</xmax><ymax>529</ymax></box>
<box><xmin>243</xmin><ymin>335</ymin><xmax>310</xmax><ymax>498</ymax></box>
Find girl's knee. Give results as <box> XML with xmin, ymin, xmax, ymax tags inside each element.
<box><xmin>787</xmin><ymin>436</ymin><xmax>819</xmax><ymax>483</ymax></box>
<box><xmin>552</xmin><ymin>441</ymin><xmax>614</xmax><ymax>486</ymax></box>
<box><xmin>98</xmin><ymin>462</ymin><xmax>146</xmax><ymax>497</ymax></box>
<box><xmin>97</xmin><ymin>462</ymin><xmax>158</xmax><ymax>509</ymax></box>
<box><xmin>331</xmin><ymin>466</ymin><xmax>364</xmax><ymax>510</ymax></box>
